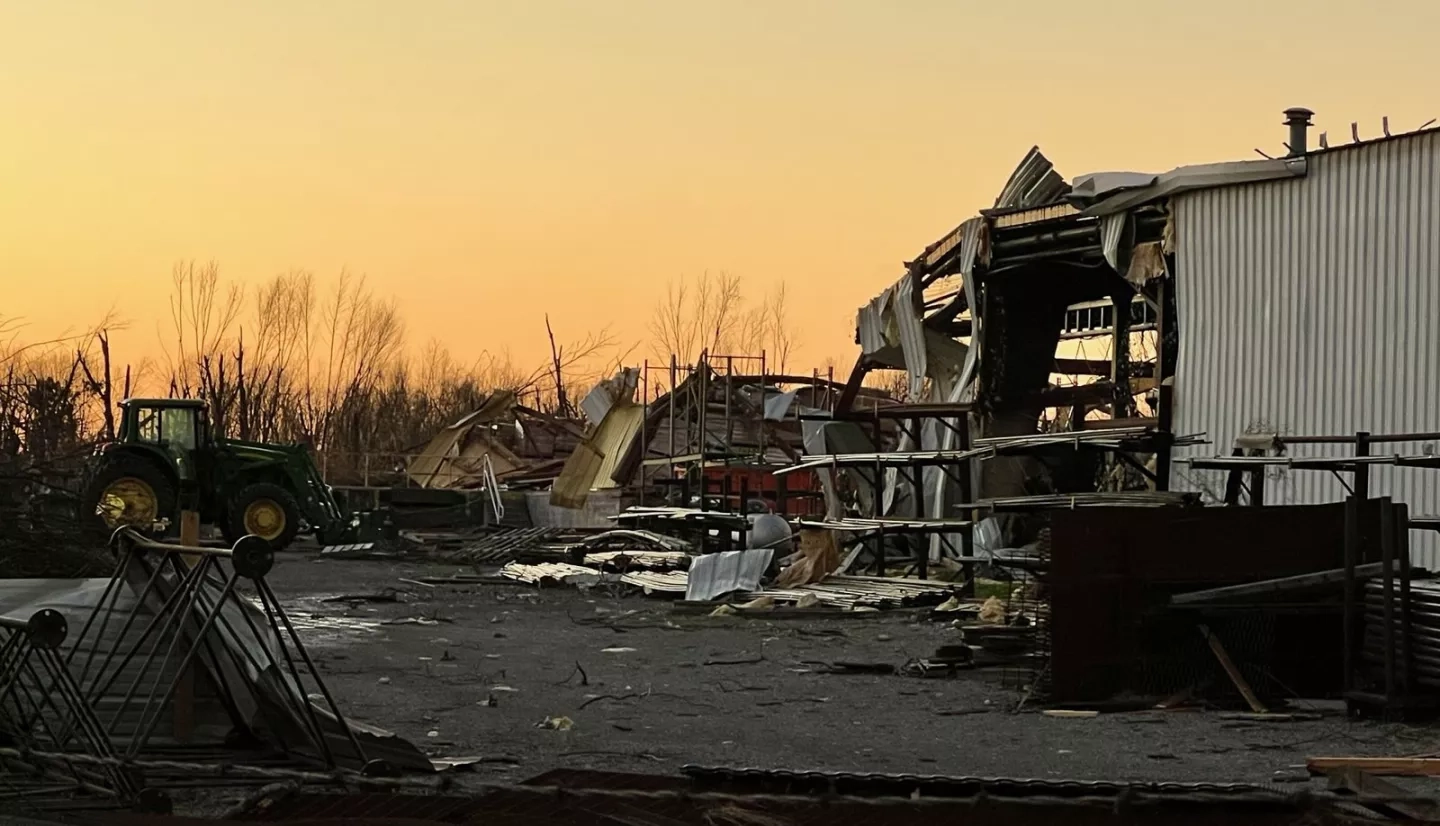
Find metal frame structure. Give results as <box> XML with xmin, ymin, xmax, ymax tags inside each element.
<box><xmin>1185</xmin><ymin>430</ymin><xmax>1440</xmax><ymax>716</ymax></box>
<box><xmin>623</xmin><ymin>353</ymin><xmax>847</xmax><ymax>535</ymax></box>
<box><xmin>844</xmin><ymin>151</ymin><xmax>1183</xmax><ymax>513</ymax></box>
<box><xmin>66</xmin><ymin>529</ymin><xmax>367</xmax><ymax>766</ymax></box>
<box><xmin>793</xmin><ymin>401</ymin><xmax>976</xmax><ymax>581</ymax></box>
<box><xmin>781</xmin><ymin>425</ymin><xmax>1194</xmax><ymax>578</ymax></box>
<box><xmin>0</xmin><ymin>527</ymin><xmax>377</xmax><ymax>809</ymax></box>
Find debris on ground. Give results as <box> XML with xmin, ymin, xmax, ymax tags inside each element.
<box><xmin>685</xmin><ymin>548</ymin><xmax>775</xmax><ymax>601</ymax></box>
<box><xmin>774</xmin><ymin>529</ymin><xmax>842</xmax><ymax>588</ymax></box>
<box><xmin>537</xmin><ymin>715</ymin><xmax>575</xmax><ymax>731</ymax></box>
<box><xmin>499</xmin><ymin>561</ymin><xmax>603</xmax><ymax>586</ymax></box>
<box><xmin>811</xmin><ymin>661</ymin><xmax>897</xmax><ymax>675</ymax></box>
<box><xmin>978</xmin><ymin>596</ymin><xmax>1006</xmax><ymax>623</ymax></box>
<box><xmin>322</xmin><ymin>589</ymin><xmax>403</xmax><ymax>604</ymax></box>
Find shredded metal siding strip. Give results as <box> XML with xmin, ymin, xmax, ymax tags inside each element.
<box><xmin>1170</xmin><ymin>131</ymin><xmax>1440</xmax><ymax>565</ymax></box>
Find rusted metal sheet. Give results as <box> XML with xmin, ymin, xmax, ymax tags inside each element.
<box><xmin>1169</xmin><ymin>129</ymin><xmax>1440</xmax><ymax>566</ymax></box>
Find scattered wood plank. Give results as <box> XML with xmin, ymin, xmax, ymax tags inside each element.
<box><xmin>1042</xmin><ymin>709</ymin><xmax>1099</xmax><ymax>719</ymax></box>
<box><xmin>1218</xmin><ymin>712</ymin><xmax>1322</xmax><ymax>722</ymax></box>
<box><xmin>1327</xmin><ymin>766</ymin><xmax>1440</xmax><ymax>820</ymax></box>
<box><xmin>1199</xmin><ymin>624</ymin><xmax>1268</xmax><ymax>714</ymax></box>
<box><xmin>173</xmin><ymin>510</ymin><xmax>201</xmax><ymax>743</ymax></box>
<box><xmin>1155</xmin><ymin>686</ymin><xmax>1195</xmax><ymax>709</ymax></box>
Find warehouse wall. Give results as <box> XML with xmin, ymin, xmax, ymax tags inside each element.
<box><xmin>1170</xmin><ymin>130</ymin><xmax>1440</xmax><ymax>565</ymax></box>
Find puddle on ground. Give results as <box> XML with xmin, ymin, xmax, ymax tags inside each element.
<box><xmin>247</xmin><ymin>595</ymin><xmax>384</xmax><ymax>647</ymax></box>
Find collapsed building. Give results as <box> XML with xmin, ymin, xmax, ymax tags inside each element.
<box><xmin>836</xmin><ymin>108</ymin><xmax>1440</xmax><ymax>565</ymax></box>
<box><xmin>548</xmin><ymin>357</ymin><xmax>894</xmax><ymax>519</ymax></box>
<box><xmin>398</xmin><ymin>358</ymin><xmax>897</xmax><ymax>529</ymax></box>
<box><xmin>405</xmin><ymin>391</ymin><xmax>586</xmax><ymax>491</ymax></box>
<box><xmin>791</xmin><ymin>110</ymin><xmax>1440</xmax><ymax>705</ymax></box>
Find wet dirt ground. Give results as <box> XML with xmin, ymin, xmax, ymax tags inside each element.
<box><xmin>259</xmin><ymin>550</ymin><xmax>1430</xmax><ymax>787</ymax></box>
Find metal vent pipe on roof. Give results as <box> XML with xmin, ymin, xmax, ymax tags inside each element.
<box><xmin>1284</xmin><ymin>107</ymin><xmax>1314</xmax><ymax>156</ymax></box>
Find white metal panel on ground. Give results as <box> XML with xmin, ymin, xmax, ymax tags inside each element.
<box><xmin>1170</xmin><ymin>131</ymin><xmax>1440</xmax><ymax>566</ymax></box>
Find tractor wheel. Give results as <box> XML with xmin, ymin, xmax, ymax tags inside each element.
<box><xmin>226</xmin><ymin>483</ymin><xmax>302</xmax><ymax>550</ymax></box>
<box><xmin>81</xmin><ymin>455</ymin><xmax>177</xmax><ymax>539</ymax></box>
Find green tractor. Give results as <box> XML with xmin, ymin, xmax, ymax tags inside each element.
<box><xmin>80</xmin><ymin>398</ymin><xmax>355</xmax><ymax>550</ymax></box>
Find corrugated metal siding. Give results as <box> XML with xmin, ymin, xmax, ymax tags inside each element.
<box><xmin>1170</xmin><ymin>131</ymin><xmax>1440</xmax><ymax>565</ymax></box>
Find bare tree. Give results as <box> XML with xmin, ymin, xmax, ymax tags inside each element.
<box><xmin>75</xmin><ymin>329</ymin><xmax>116</xmax><ymax>440</ymax></box>
<box><xmin>649</xmin><ymin>271</ymin><xmax>745</xmax><ymax>365</ymax></box>
<box><xmin>527</xmin><ymin>319</ymin><xmax>623</xmax><ymax>414</ymax></box>
<box><xmin>163</xmin><ymin>260</ymin><xmax>243</xmax><ymax>398</ymax></box>
<box><xmin>111</xmin><ymin>260</ymin><xmax>628</xmax><ymax>481</ymax></box>
<box><xmin>648</xmin><ymin>271</ymin><xmax>793</xmax><ymax>375</ymax></box>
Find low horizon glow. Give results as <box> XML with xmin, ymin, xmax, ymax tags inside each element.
<box><xmin>3</xmin><ymin>0</ymin><xmax>1436</xmax><ymax>377</ymax></box>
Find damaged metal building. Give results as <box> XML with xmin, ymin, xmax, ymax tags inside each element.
<box><xmin>842</xmin><ymin>108</ymin><xmax>1440</xmax><ymax>564</ymax></box>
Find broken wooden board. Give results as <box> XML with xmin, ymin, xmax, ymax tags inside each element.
<box><xmin>1326</xmin><ymin>766</ymin><xmax>1440</xmax><ymax>821</ymax></box>
<box><xmin>1200</xmin><ymin>624</ymin><xmax>1268</xmax><ymax>714</ymax></box>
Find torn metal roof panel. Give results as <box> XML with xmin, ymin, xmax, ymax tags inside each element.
<box><xmin>992</xmin><ymin>146</ymin><xmax>1071</xmax><ymax>209</ymax></box>
<box><xmin>1076</xmin><ymin>156</ymin><xmax>1307</xmax><ymax>216</ymax></box>
<box><xmin>581</xmin><ymin>367</ymin><xmax>638</xmax><ymax>424</ymax></box>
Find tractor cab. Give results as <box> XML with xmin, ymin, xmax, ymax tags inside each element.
<box><xmin>114</xmin><ymin>399</ymin><xmax>212</xmax><ymax>481</ymax></box>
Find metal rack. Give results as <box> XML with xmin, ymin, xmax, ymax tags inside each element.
<box><xmin>1183</xmin><ymin>430</ymin><xmax>1440</xmax><ymax>716</ymax></box>
<box><xmin>631</xmin><ymin>353</ymin><xmax>843</xmax><ymax>518</ymax></box>
<box><xmin>787</xmin><ymin>402</ymin><xmax>976</xmax><ymax>581</ymax></box>
<box><xmin>780</xmin><ymin>422</ymin><xmax>1193</xmax><ymax>581</ymax></box>
<box><xmin>0</xmin><ymin>528</ymin><xmax>382</xmax><ymax>810</ymax></box>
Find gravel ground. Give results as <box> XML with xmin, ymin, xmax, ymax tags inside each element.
<box><xmin>259</xmin><ymin>550</ymin><xmax>1431</xmax><ymax>788</ymax></box>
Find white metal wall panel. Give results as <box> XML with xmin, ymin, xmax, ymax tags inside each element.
<box><xmin>1170</xmin><ymin>131</ymin><xmax>1440</xmax><ymax>565</ymax></box>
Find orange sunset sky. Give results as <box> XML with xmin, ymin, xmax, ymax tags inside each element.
<box><xmin>2</xmin><ymin>0</ymin><xmax>1437</xmax><ymax>375</ymax></box>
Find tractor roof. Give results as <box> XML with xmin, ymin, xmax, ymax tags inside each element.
<box><xmin>120</xmin><ymin>398</ymin><xmax>208</xmax><ymax>408</ymax></box>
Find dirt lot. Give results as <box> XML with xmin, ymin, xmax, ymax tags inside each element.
<box><xmin>262</xmin><ymin>550</ymin><xmax>1429</xmax><ymax>787</ymax></box>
